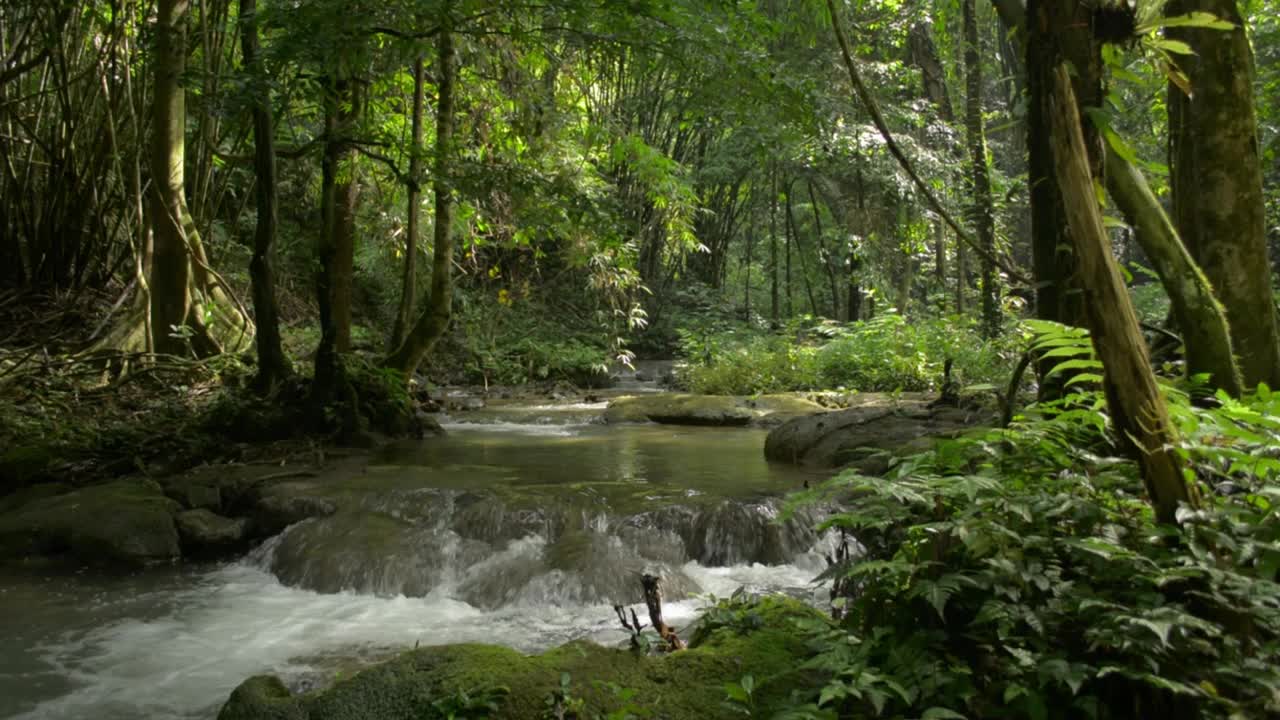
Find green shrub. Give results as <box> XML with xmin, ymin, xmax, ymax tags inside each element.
<box><xmin>676</xmin><ymin>313</ymin><xmax>1014</xmax><ymax>395</ymax></box>
<box><xmin>782</xmin><ymin>384</ymin><xmax>1280</xmax><ymax>719</ymax></box>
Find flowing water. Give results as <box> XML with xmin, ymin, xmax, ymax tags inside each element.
<box><xmin>0</xmin><ymin>394</ymin><xmax>835</xmax><ymax>720</ymax></box>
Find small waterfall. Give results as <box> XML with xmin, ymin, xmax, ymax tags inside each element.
<box><xmin>249</xmin><ymin>489</ymin><xmax>832</xmax><ymax>607</ymax></box>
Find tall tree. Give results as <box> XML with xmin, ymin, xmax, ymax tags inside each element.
<box><xmin>390</xmin><ymin>55</ymin><xmax>429</xmax><ymax>352</ymax></box>
<box><xmin>239</xmin><ymin>0</ymin><xmax>291</xmax><ymax>390</ymax></box>
<box><xmin>963</xmin><ymin>0</ymin><xmax>999</xmax><ymax>337</ymax></box>
<box><xmin>1167</xmin><ymin>0</ymin><xmax>1280</xmax><ymax>388</ymax></box>
<box><xmin>386</xmin><ymin>20</ymin><xmax>458</xmax><ymax>377</ymax></box>
<box><xmin>150</xmin><ymin>0</ymin><xmax>251</xmax><ymax>357</ymax></box>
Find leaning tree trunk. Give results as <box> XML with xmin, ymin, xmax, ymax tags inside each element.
<box><xmin>150</xmin><ymin>0</ymin><xmax>251</xmax><ymax>358</ymax></box>
<box><xmin>389</xmin><ymin>54</ymin><xmax>427</xmax><ymax>352</ymax></box>
<box><xmin>1167</xmin><ymin>0</ymin><xmax>1280</xmax><ymax>389</ymax></box>
<box><xmin>1104</xmin><ymin>144</ymin><xmax>1242</xmax><ymax>396</ymax></box>
<box><xmin>239</xmin><ymin>0</ymin><xmax>290</xmax><ymax>391</ymax></box>
<box><xmin>1050</xmin><ymin>65</ymin><xmax>1197</xmax><ymax>527</ymax></box>
<box><xmin>964</xmin><ymin>0</ymin><xmax>999</xmax><ymax>337</ymax></box>
<box><xmin>386</xmin><ymin>25</ymin><xmax>457</xmax><ymax>378</ymax></box>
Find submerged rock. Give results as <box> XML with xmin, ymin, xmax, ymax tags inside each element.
<box><xmin>218</xmin><ymin>597</ymin><xmax>825</xmax><ymax>720</ymax></box>
<box><xmin>175</xmin><ymin>508</ymin><xmax>249</xmax><ymax>553</ymax></box>
<box><xmin>603</xmin><ymin>393</ymin><xmax>823</xmax><ymax>427</ymax></box>
<box><xmin>765</xmin><ymin>398</ymin><xmax>990</xmax><ymax>471</ymax></box>
<box><xmin>0</xmin><ymin>478</ymin><xmax>180</xmax><ymax>566</ymax></box>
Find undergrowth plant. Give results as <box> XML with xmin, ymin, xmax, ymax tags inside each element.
<box><xmin>676</xmin><ymin>313</ymin><xmax>1014</xmax><ymax>395</ymax></box>
<box><xmin>779</xmin><ymin>322</ymin><xmax>1280</xmax><ymax>719</ymax></box>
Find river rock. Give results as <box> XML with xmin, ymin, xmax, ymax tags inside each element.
<box><xmin>176</xmin><ymin>508</ymin><xmax>249</xmax><ymax>551</ymax></box>
<box><xmin>250</xmin><ymin>482</ymin><xmax>339</xmax><ymax>536</ymax></box>
<box><xmin>218</xmin><ymin>675</ymin><xmax>303</xmax><ymax>720</ymax></box>
<box><xmin>764</xmin><ymin>399</ymin><xmax>990</xmax><ymax>471</ymax></box>
<box><xmin>0</xmin><ymin>478</ymin><xmax>181</xmax><ymax>566</ymax></box>
<box><xmin>603</xmin><ymin>393</ymin><xmax>824</xmax><ymax>427</ymax></box>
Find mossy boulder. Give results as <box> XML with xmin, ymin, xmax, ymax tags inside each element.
<box><xmin>765</xmin><ymin>397</ymin><xmax>991</xmax><ymax>471</ymax></box>
<box><xmin>219</xmin><ymin>597</ymin><xmax>826</xmax><ymax>720</ymax></box>
<box><xmin>604</xmin><ymin>393</ymin><xmax>824</xmax><ymax>428</ymax></box>
<box><xmin>0</xmin><ymin>478</ymin><xmax>180</xmax><ymax>566</ymax></box>
<box><xmin>175</xmin><ymin>508</ymin><xmax>249</xmax><ymax>553</ymax></box>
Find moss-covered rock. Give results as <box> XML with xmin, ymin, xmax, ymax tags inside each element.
<box><xmin>175</xmin><ymin>508</ymin><xmax>249</xmax><ymax>553</ymax></box>
<box><xmin>218</xmin><ymin>597</ymin><xmax>827</xmax><ymax>720</ymax></box>
<box><xmin>604</xmin><ymin>393</ymin><xmax>824</xmax><ymax>428</ymax></box>
<box><xmin>764</xmin><ymin>399</ymin><xmax>991</xmax><ymax>470</ymax></box>
<box><xmin>219</xmin><ymin>675</ymin><xmax>306</xmax><ymax>720</ymax></box>
<box><xmin>0</xmin><ymin>478</ymin><xmax>180</xmax><ymax>566</ymax></box>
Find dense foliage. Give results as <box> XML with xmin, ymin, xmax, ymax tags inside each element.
<box><xmin>774</xmin><ymin>327</ymin><xmax>1280</xmax><ymax>719</ymax></box>
<box><xmin>675</xmin><ymin>314</ymin><xmax>1014</xmax><ymax>395</ymax></box>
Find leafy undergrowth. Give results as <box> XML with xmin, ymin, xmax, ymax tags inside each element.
<box><xmin>0</xmin><ymin>349</ymin><xmax>423</xmax><ymax>496</ymax></box>
<box><xmin>783</xmin><ymin>381</ymin><xmax>1280</xmax><ymax>719</ymax></box>
<box><xmin>675</xmin><ymin>313</ymin><xmax>1016</xmax><ymax>396</ymax></box>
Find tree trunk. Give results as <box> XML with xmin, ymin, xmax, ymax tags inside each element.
<box><xmin>769</xmin><ymin>168</ymin><xmax>779</xmax><ymax>328</ymax></box>
<box><xmin>390</xmin><ymin>54</ymin><xmax>427</xmax><ymax>352</ymax></box>
<box><xmin>149</xmin><ymin>0</ymin><xmax>196</xmax><ymax>357</ymax></box>
<box><xmin>964</xmin><ymin>0</ymin><xmax>999</xmax><ymax>337</ymax></box>
<box><xmin>150</xmin><ymin>0</ymin><xmax>250</xmax><ymax>358</ymax></box>
<box><xmin>1026</xmin><ymin>0</ymin><xmax>1099</xmax><ymax>331</ymax></box>
<box><xmin>807</xmin><ymin>181</ymin><xmax>840</xmax><ymax>317</ymax></box>
<box><xmin>1050</xmin><ymin>65</ymin><xmax>1196</xmax><ymax>527</ymax></box>
<box><xmin>785</xmin><ymin>182</ymin><xmax>818</xmax><ymax>316</ymax></box>
<box><xmin>1104</xmin><ymin>144</ymin><xmax>1242</xmax><ymax>396</ymax></box>
<box><xmin>1167</xmin><ymin>0</ymin><xmax>1280</xmax><ymax>388</ymax></box>
<box><xmin>239</xmin><ymin>0</ymin><xmax>290</xmax><ymax>391</ymax></box>
<box><xmin>386</xmin><ymin>25</ymin><xmax>457</xmax><ymax>378</ymax></box>
<box><xmin>331</xmin><ymin>78</ymin><xmax>360</xmax><ymax>353</ymax></box>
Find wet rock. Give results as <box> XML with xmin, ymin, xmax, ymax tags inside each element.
<box><xmin>217</xmin><ymin>675</ymin><xmax>303</xmax><ymax>720</ymax></box>
<box><xmin>0</xmin><ymin>478</ymin><xmax>180</xmax><ymax>566</ymax></box>
<box><xmin>251</xmin><ymin>482</ymin><xmax>338</xmax><ymax>536</ymax></box>
<box><xmin>176</xmin><ymin>508</ymin><xmax>249</xmax><ymax>551</ymax></box>
<box><xmin>603</xmin><ymin>393</ymin><xmax>824</xmax><ymax>427</ymax></box>
<box><xmin>262</xmin><ymin>511</ymin><xmax>486</xmax><ymax>598</ymax></box>
<box><xmin>764</xmin><ymin>399</ymin><xmax>990</xmax><ymax>470</ymax></box>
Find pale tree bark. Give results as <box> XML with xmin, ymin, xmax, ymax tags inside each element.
<box><xmin>150</xmin><ymin>0</ymin><xmax>251</xmax><ymax>357</ymax></box>
<box><xmin>1167</xmin><ymin>0</ymin><xmax>1280</xmax><ymax>388</ymax></box>
<box><xmin>239</xmin><ymin>0</ymin><xmax>290</xmax><ymax>391</ymax></box>
<box><xmin>1050</xmin><ymin>65</ymin><xmax>1197</xmax><ymax>526</ymax></box>
<box><xmin>390</xmin><ymin>54</ymin><xmax>427</xmax><ymax>352</ymax></box>
<box><xmin>1104</xmin><ymin>145</ymin><xmax>1242</xmax><ymax>396</ymax></box>
<box><xmin>964</xmin><ymin>0</ymin><xmax>1000</xmax><ymax>337</ymax></box>
<box><xmin>386</xmin><ymin>24</ymin><xmax>456</xmax><ymax>378</ymax></box>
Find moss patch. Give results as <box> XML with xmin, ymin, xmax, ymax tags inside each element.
<box><xmin>218</xmin><ymin>597</ymin><xmax>828</xmax><ymax>720</ymax></box>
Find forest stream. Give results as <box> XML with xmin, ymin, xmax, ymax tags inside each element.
<box><xmin>0</xmin><ymin>382</ymin><xmax>837</xmax><ymax>720</ymax></box>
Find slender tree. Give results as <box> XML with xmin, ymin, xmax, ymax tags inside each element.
<box><xmin>239</xmin><ymin>0</ymin><xmax>291</xmax><ymax>390</ymax></box>
<box><xmin>390</xmin><ymin>55</ymin><xmax>429</xmax><ymax>352</ymax></box>
<box><xmin>963</xmin><ymin>0</ymin><xmax>999</xmax><ymax>337</ymax></box>
<box><xmin>386</xmin><ymin>19</ymin><xmax>458</xmax><ymax>377</ymax></box>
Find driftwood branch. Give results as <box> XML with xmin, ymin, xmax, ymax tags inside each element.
<box><xmin>641</xmin><ymin>574</ymin><xmax>685</xmax><ymax>651</ymax></box>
